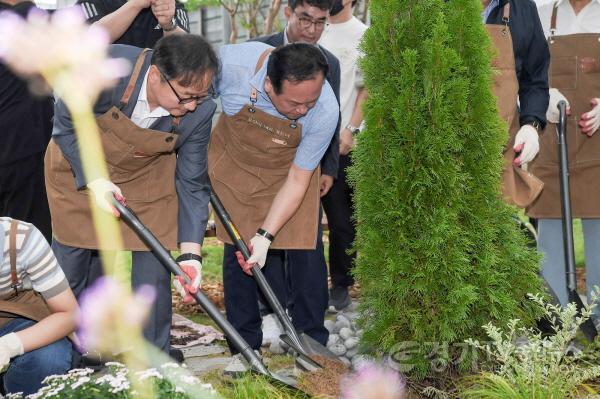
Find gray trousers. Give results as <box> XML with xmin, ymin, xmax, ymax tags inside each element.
<box><xmin>538</xmin><ymin>218</ymin><xmax>600</xmax><ymax>318</ymax></box>
<box><xmin>51</xmin><ymin>240</ymin><xmax>172</xmax><ymax>352</ymax></box>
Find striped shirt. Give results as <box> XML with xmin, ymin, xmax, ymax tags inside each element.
<box><xmin>0</xmin><ymin>218</ymin><xmax>69</xmax><ymax>299</ymax></box>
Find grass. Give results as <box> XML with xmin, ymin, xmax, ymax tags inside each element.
<box><xmin>202</xmin><ymin>371</ymin><xmax>305</xmax><ymax>399</ymax></box>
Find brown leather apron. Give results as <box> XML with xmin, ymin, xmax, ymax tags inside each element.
<box><xmin>0</xmin><ymin>220</ymin><xmax>52</xmax><ymax>327</ymax></box>
<box><xmin>487</xmin><ymin>3</ymin><xmax>544</xmax><ymax>208</ymax></box>
<box><xmin>208</xmin><ymin>50</ymin><xmax>320</xmax><ymax>249</ymax></box>
<box><xmin>45</xmin><ymin>50</ymin><xmax>180</xmax><ymax>250</ymax></box>
<box><xmin>527</xmin><ymin>3</ymin><xmax>600</xmax><ymax>218</ymax></box>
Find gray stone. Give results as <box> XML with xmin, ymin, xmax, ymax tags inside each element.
<box><xmin>327</xmin><ymin>333</ymin><xmax>340</xmax><ymax>347</ymax></box>
<box><xmin>185</xmin><ymin>356</ymin><xmax>232</xmax><ymax>375</ymax></box>
<box><xmin>269</xmin><ymin>340</ymin><xmax>285</xmax><ymax>355</ymax></box>
<box><xmin>336</xmin><ymin>314</ymin><xmax>351</xmax><ymax>325</ymax></box>
<box><xmin>329</xmin><ymin>343</ymin><xmax>347</xmax><ymax>357</ymax></box>
<box><xmin>339</xmin><ymin>327</ymin><xmax>353</xmax><ymax>340</ymax></box>
<box><xmin>334</xmin><ymin>319</ymin><xmax>351</xmax><ymax>332</ymax></box>
<box><xmin>324</xmin><ymin>319</ymin><xmax>336</xmax><ymax>333</ymax></box>
<box><xmin>345</xmin><ymin>347</ymin><xmax>359</xmax><ymax>359</ymax></box>
<box><xmin>344</xmin><ymin>337</ymin><xmax>359</xmax><ymax>350</ymax></box>
<box><xmin>181</xmin><ymin>345</ymin><xmax>226</xmax><ymax>359</ymax></box>
<box><xmin>340</xmin><ymin>357</ymin><xmax>351</xmax><ymax>367</ymax></box>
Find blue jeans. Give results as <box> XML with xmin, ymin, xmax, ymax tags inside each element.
<box><xmin>0</xmin><ymin>318</ymin><xmax>72</xmax><ymax>395</ymax></box>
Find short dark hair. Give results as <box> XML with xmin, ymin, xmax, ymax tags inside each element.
<box><xmin>151</xmin><ymin>34</ymin><xmax>219</xmax><ymax>88</ymax></box>
<box><xmin>267</xmin><ymin>43</ymin><xmax>329</xmax><ymax>95</ymax></box>
<box><xmin>288</xmin><ymin>0</ymin><xmax>332</xmax><ymax>11</ymax></box>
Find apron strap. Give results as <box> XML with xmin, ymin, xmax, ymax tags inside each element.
<box><xmin>120</xmin><ymin>48</ymin><xmax>152</xmax><ymax>108</ymax></box>
<box><xmin>250</xmin><ymin>49</ymin><xmax>274</xmax><ymax>105</ymax></box>
<box><xmin>502</xmin><ymin>3</ymin><xmax>510</xmax><ymax>24</ymax></box>
<box><xmin>9</xmin><ymin>220</ymin><xmax>19</xmax><ymax>295</ymax></box>
<box><xmin>550</xmin><ymin>2</ymin><xmax>558</xmax><ymax>38</ymax></box>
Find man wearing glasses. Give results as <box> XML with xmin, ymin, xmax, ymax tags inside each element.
<box><xmin>46</xmin><ymin>34</ymin><xmax>218</xmax><ymax>357</ymax></box>
<box><xmin>251</xmin><ymin>0</ymin><xmax>340</xmax><ymax>349</ymax></box>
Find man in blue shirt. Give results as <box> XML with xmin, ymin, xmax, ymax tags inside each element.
<box><xmin>208</xmin><ymin>42</ymin><xmax>338</xmax><ymax>373</ymax></box>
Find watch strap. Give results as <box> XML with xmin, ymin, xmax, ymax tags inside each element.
<box><xmin>176</xmin><ymin>253</ymin><xmax>202</xmax><ymax>263</ymax></box>
<box><xmin>256</xmin><ymin>228</ymin><xmax>275</xmax><ymax>242</ymax></box>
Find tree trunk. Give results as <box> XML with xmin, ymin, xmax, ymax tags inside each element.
<box><xmin>264</xmin><ymin>0</ymin><xmax>281</xmax><ymax>35</ymax></box>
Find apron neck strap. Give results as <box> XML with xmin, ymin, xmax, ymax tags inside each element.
<box><xmin>9</xmin><ymin>220</ymin><xmax>20</xmax><ymax>295</ymax></box>
<box><xmin>250</xmin><ymin>49</ymin><xmax>274</xmax><ymax>105</ymax></box>
<box><xmin>550</xmin><ymin>2</ymin><xmax>559</xmax><ymax>37</ymax></box>
<box><xmin>502</xmin><ymin>3</ymin><xmax>510</xmax><ymax>25</ymax></box>
<box><xmin>120</xmin><ymin>48</ymin><xmax>152</xmax><ymax>108</ymax></box>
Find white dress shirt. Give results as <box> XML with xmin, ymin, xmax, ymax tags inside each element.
<box><xmin>538</xmin><ymin>0</ymin><xmax>600</xmax><ymax>37</ymax></box>
<box><xmin>130</xmin><ymin>70</ymin><xmax>171</xmax><ymax>129</ymax></box>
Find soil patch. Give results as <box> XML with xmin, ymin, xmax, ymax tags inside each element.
<box><xmin>297</xmin><ymin>355</ymin><xmax>350</xmax><ymax>398</ymax></box>
<box><xmin>173</xmin><ymin>282</ymin><xmax>225</xmax><ymax>313</ymax></box>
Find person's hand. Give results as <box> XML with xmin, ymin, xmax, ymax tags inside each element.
<box><xmin>173</xmin><ymin>257</ymin><xmax>202</xmax><ymax>304</ymax></box>
<box><xmin>320</xmin><ymin>174</ymin><xmax>334</xmax><ymax>197</ymax></box>
<box><xmin>87</xmin><ymin>178</ymin><xmax>124</xmax><ymax>217</ymax></box>
<box><xmin>151</xmin><ymin>0</ymin><xmax>176</xmax><ymax>29</ymax></box>
<box><xmin>339</xmin><ymin>128</ymin><xmax>355</xmax><ymax>155</ymax></box>
<box><xmin>579</xmin><ymin>98</ymin><xmax>600</xmax><ymax>137</ymax></box>
<box><xmin>236</xmin><ymin>234</ymin><xmax>271</xmax><ymax>275</ymax></box>
<box><xmin>546</xmin><ymin>88</ymin><xmax>571</xmax><ymax>124</ymax></box>
<box><xmin>0</xmin><ymin>333</ymin><xmax>24</xmax><ymax>372</ymax></box>
<box><xmin>513</xmin><ymin>124</ymin><xmax>539</xmax><ymax>167</ymax></box>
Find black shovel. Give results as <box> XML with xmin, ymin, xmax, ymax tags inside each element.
<box><xmin>557</xmin><ymin>100</ymin><xmax>598</xmax><ymax>341</ymax></box>
<box><xmin>209</xmin><ymin>191</ymin><xmax>341</xmax><ymax>370</ymax></box>
<box><xmin>109</xmin><ymin>195</ymin><xmax>304</xmax><ymax>392</ymax></box>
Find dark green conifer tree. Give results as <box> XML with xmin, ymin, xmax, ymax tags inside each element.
<box><xmin>350</xmin><ymin>0</ymin><xmax>543</xmax><ymax>377</ymax></box>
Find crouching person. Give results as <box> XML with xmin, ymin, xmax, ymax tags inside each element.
<box><xmin>0</xmin><ymin>217</ymin><xmax>77</xmax><ymax>395</ymax></box>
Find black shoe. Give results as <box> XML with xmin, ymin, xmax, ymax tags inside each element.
<box><xmin>328</xmin><ymin>286</ymin><xmax>351</xmax><ymax>312</ymax></box>
<box><xmin>169</xmin><ymin>348</ymin><xmax>185</xmax><ymax>364</ymax></box>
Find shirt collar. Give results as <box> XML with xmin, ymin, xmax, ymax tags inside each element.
<box><xmin>554</xmin><ymin>0</ymin><xmax>600</xmax><ymax>6</ymax></box>
<box><xmin>137</xmin><ymin>70</ymin><xmax>170</xmax><ymax>118</ymax></box>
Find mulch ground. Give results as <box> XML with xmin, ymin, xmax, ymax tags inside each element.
<box><xmin>297</xmin><ymin>355</ymin><xmax>350</xmax><ymax>398</ymax></box>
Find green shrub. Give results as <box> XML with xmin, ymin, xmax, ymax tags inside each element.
<box><xmin>460</xmin><ymin>294</ymin><xmax>600</xmax><ymax>399</ymax></box>
<box><xmin>350</xmin><ymin>0</ymin><xmax>543</xmax><ymax>378</ymax></box>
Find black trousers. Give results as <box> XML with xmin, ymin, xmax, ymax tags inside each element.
<box><xmin>0</xmin><ymin>152</ymin><xmax>52</xmax><ymax>243</ymax></box>
<box><xmin>223</xmin><ymin>230</ymin><xmax>329</xmax><ymax>353</ymax></box>
<box><xmin>51</xmin><ymin>240</ymin><xmax>173</xmax><ymax>352</ymax></box>
<box><xmin>322</xmin><ymin>154</ymin><xmax>356</xmax><ymax>288</ymax></box>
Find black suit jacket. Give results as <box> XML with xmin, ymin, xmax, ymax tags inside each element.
<box><xmin>252</xmin><ymin>32</ymin><xmax>341</xmax><ymax>178</ymax></box>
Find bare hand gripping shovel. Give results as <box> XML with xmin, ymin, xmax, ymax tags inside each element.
<box><xmin>557</xmin><ymin>100</ymin><xmax>598</xmax><ymax>342</ymax></box>
<box><xmin>209</xmin><ymin>191</ymin><xmax>340</xmax><ymax>370</ymax></box>
<box><xmin>109</xmin><ymin>195</ymin><xmax>303</xmax><ymax>392</ymax></box>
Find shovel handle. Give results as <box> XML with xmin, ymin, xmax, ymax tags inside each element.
<box><xmin>109</xmin><ymin>195</ymin><xmax>270</xmax><ymax>375</ymax></box>
<box><xmin>209</xmin><ymin>191</ymin><xmax>306</xmax><ymax>351</ymax></box>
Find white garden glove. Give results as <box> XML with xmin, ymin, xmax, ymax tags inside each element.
<box><xmin>513</xmin><ymin>124</ymin><xmax>540</xmax><ymax>167</ymax></box>
<box><xmin>0</xmin><ymin>333</ymin><xmax>24</xmax><ymax>372</ymax></box>
<box><xmin>87</xmin><ymin>178</ymin><xmax>123</xmax><ymax>216</ymax></box>
<box><xmin>546</xmin><ymin>88</ymin><xmax>571</xmax><ymax>124</ymax></box>
<box><xmin>580</xmin><ymin>98</ymin><xmax>600</xmax><ymax>137</ymax></box>
<box><xmin>173</xmin><ymin>256</ymin><xmax>202</xmax><ymax>304</ymax></box>
<box><xmin>236</xmin><ymin>233</ymin><xmax>272</xmax><ymax>276</ymax></box>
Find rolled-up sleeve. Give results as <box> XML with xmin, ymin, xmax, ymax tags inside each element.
<box><xmin>175</xmin><ymin>102</ymin><xmax>216</xmax><ymax>244</ymax></box>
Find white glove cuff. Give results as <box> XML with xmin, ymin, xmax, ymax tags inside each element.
<box><xmin>0</xmin><ymin>333</ymin><xmax>24</xmax><ymax>358</ymax></box>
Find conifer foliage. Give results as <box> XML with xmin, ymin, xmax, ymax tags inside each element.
<box><xmin>350</xmin><ymin>0</ymin><xmax>543</xmax><ymax>377</ymax></box>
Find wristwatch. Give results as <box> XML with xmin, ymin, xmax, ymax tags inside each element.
<box><xmin>526</xmin><ymin>120</ymin><xmax>542</xmax><ymax>132</ymax></box>
<box><xmin>346</xmin><ymin>123</ymin><xmax>361</xmax><ymax>136</ymax></box>
<box><xmin>161</xmin><ymin>17</ymin><xmax>177</xmax><ymax>32</ymax></box>
<box><xmin>175</xmin><ymin>253</ymin><xmax>202</xmax><ymax>263</ymax></box>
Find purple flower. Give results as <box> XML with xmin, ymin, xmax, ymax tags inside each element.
<box><xmin>77</xmin><ymin>277</ymin><xmax>156</xmax><ymax>354</ymax></box>
<box><xmin>341</xmin><ymin>361</ymin><xmax>407</xmax><ymax>399</ymax></box>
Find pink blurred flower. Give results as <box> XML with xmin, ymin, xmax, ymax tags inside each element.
<box><xmin>341</xmin><ymin>361</ymin><xmax>407</xmax><ymax>399</ymax></box>
<box><xmin>0</xmin><ymin>7</ymin><xmax>129</xmax><ymax>102</ymax></box>
<box><xmin>77</xmin><ymin>277</ymin><xmax>156</xmax><ymax>354</ymax></box>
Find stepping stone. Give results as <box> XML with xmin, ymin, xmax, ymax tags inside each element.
<box><xmin>181</xmin><ymin>344</ymin><xmax>226</xmax><ymax>359</ymax></box>
<box><xmin>186</xmin><ymin>356</ymin><xmax>232</xmax><ymax>374</ymax></box>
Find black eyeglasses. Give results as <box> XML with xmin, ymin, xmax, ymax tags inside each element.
<box><xmin>160</xmin><ymin>71</ymin><xmax>215</xmax><ymax>105</ymax></box>
<box><xmin>293</xmin><ymin>11</ymin><xmax>327</xmax><ymax>30</ymax></box>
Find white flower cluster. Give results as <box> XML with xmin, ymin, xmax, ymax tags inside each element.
<box><xmin>7</xmin><ymin>361</ymin><xmax>217</xmax><ymax>398</ymax></box>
